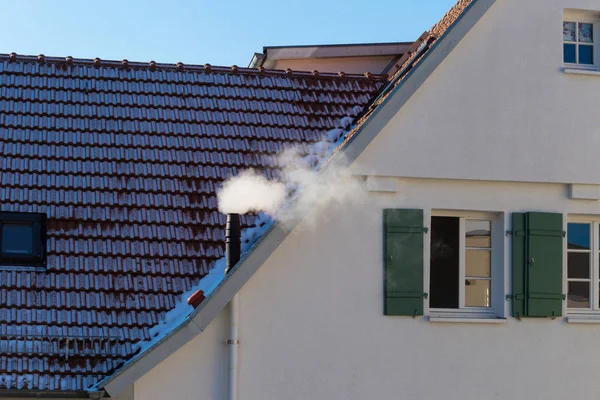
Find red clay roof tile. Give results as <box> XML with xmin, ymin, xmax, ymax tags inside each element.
<box><xmin>0</xmin><ymin>54</ymin><xmax>385</xmax><ymax>392</ymax></box>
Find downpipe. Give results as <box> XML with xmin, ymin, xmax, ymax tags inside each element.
<box><xmin>227</xmin><ymin>294</ymin><xmax>240</xmax><ymax>400</ymax></box>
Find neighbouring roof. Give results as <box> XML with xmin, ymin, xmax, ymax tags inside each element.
<box><xmin>0</xmin><ymin>53</ymin><xmax>386</xmax><ymax>393</ymax></box>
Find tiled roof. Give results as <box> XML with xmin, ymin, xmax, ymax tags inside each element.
<box><xmin>0</xmin><ymin>53</ymin><xmax>386</xmax><ymax>392</ymax></box>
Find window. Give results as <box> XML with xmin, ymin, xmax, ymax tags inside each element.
<box><xmin>0</xmin><ymin>212</ymin><xmax>46</xmax><ymax>267</ymax></box>
<box><xmin>567</xmin><ymin>221</ymin><xmax>600</xmax><ymax>311</ymax></box>
<box><xmin>430</xmin><ymin>213</ymin><xmax>496</xmax><ymax>313</ymax></box>
<box><xmin>563</xmin><ymin>21</ymin><xmax>594</xmax><ymax>65</ymax></box>
<box><xmin>563</xmin><ymin>9</ymin><xmax>600</xmax><ymax>70</ymax></box>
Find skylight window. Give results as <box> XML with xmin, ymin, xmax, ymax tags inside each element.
<box><xmin>0</xmin><ymin>212</ymin><xmax>46</xmax><ymax>267</ymax></box>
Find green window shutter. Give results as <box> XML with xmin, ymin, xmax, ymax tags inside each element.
<box><xmin>526</xmin><ymin>212</ymin><xmax>564</xmax><ymax>317</ymax></box>
<box><xmin>383</xmin><ymin>209</ymin><xmax>426</xmax><ymax>316</ymax></box>
<box><xmin>511</xmin><ymin>213</ymin><xmax>526</xmax><ymax>318</ymax></box>
<box><xmin>511</xmin><ymin>212</ymin><xmax>564</xmax><ymax>318</ymax></box>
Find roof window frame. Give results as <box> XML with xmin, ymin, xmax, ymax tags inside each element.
<box><xmin>0</xmin><ymin>212</ymin><xmax>47</xmax><ymax>268</ymax></box>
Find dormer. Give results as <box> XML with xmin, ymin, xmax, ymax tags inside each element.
<box><xmin>248</xmin><ymin>42</ymin><xmax>412</xmax><ymax>74</ymax></box>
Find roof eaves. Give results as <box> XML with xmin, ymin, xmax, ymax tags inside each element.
<box><xmin>263</xmin><ymin>41</ymin><xmax>413</xmax><ymax>50</ymax></box>
<box><xmin>248</xmin><ymin>52</ymin><xmax>265</xmax><ymax>68</ymax></box>
<box><xmin>262</xmin><ymin>42</ymin><xmax>413</xmax><ymax>60</ymax></box>
<box><xmin>0</xmin><ymin>389</ymin><xmax>90</xmax><ymax>398</ymax></box>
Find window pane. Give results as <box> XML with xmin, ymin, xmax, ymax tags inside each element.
<box><xmin>1</xmin><ymin>224</ymin><xmax>33</xmax><ymax>255</ymax></box>
<box><xmin>466</xmin><ymin>249</ymin><xmax>491</xmax><ymax>278</ymax></box>
<box><xmin>568</xmin><ymin>281</ymin><xmax>590</xmax><ymax>308</ymax></box>
<box><xmin>564</xmin><ymin>43</ymin><xmax>577</xmax><ymax>63</ymax></box>
<box><xmin>568</xmin><ymin>252</ymin><xmax>590</xmax><ymax>279</ymax></box>
<box><xmin>564</xmin><ymin>21</ymin><xmax>577</xmax><ymax>41</ymax></box>
<box><xmin>568</xmin><ymin>223</ymin><xmax>590</xmax><ymax>250</ymax></box>
<box><xmin>579</xmin><ymin>23</ymin><xmax>594</xmax><ymax>43</ymax></box>
<box><xmin>465</xmin><ymin>279</ymin><xmax>491</xmax><ymax>307</ymax></box>
<box><xmin>430</xmin><ymin>217</ymin><xmax>460</xmax><ymax>309</ymax></box>
<box><xmin>465</xmin><ymin>220</ymin><xmax>491</xmax><ymax>248</ymax></box>
<box><xmin>579</xmin><ymin>45</ymin><xmax>594</xmax><ymax>64</ymax></box>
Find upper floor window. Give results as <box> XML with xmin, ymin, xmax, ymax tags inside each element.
<box><xmin>563</xmin><ymin>10</ymin><xmax>600</xmax><ymax>71</ymax></box>
<box><xmin>0</xmin><ymin>212</ymin><xmax>46</xmax><ymax>267</ymax></box>
<box><xmin>429</xmin><ymin>212</ymin><xmax>499</xmax><ymax>314</ymax></box>
<box><xmin>563</xmin><ymin>21</ymin><xmax>594</xmax><ymax>65</ymax></box>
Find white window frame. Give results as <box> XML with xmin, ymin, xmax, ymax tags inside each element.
<box><xmin>564</xmin><ymin>10</ymin><xmax>600</xmax><ymax>71</ymax></box>
<box><xmin>566</xmin><ymin>216</ymin><xmax>600</xmax><ymax>314</ymax></box>
<box><xmin>428</xmin><ymin>210</ymin><xmax>501</xmax><ymax>318</ymax></box>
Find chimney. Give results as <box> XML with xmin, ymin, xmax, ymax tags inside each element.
<box><xmin>188</xmin><ymin>214</ymin><xmax>242</xmax><ymax>310</ymax></box>
<box><xmin>225</xmin><ymin>213</ymin><xmax>241</xmax><ymax>275</ymax></box>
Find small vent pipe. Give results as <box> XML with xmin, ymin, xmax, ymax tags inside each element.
<box><xmin>225</xmin><ymin>213</ymin><xmax>241</xmax><ymax>274</ymax></box>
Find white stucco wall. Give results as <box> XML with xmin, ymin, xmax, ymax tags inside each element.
<box><xmin>134</xmin><ymin>309</ymin><xmax>228</xmax><ymax>400</ymax></box>
<box><xmin>356</xmin><ymin>0</ymin><xmax>600</xmax><ymax>184</ymax></box>
<box><xmin>234</xmin><ymin>179</ymin><xmax>600</xmax><ymax>400</ymax></box>
<box><xmin>136</xmin><ymin>178</ymin><xmax>600</xmax><ymax>400</ymax></box>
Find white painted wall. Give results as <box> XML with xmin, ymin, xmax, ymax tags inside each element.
<box><xmin>234</xmin><ymin>179</ymin><xmax>600</xmax><ymax>400</ymax></box>
<box><xmin>356</xmin><ymin>0</ymin><xmax>600</xmax><ymax>185</ymax></box>
<box><xmin>137</xmin><ymin>178</ymin><xmax>600</xmax><ymax>400</ymax></box>
<box><xmin>134</xmin><ymin>309</ymin><xmax>228</xmax><ymax>400</ymax></box>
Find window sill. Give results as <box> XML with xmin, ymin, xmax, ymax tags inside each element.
<box><xmin>429</xmin><ymin>315</ymin><xmax>506</xmax><ymax>324</ymax></box>
<box><xmin>566</xmin><ymin>315</ymin><xmax>600</xmax><ymax>324</ymax></box>
<box><xmin>564</xmin><ymin>67</ymin><xmax>600</xmax><ymax>75</ymax></box>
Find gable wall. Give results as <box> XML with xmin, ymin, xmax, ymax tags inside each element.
<box><xmin>134</xmin><ymin>310</ymin><xmax>228</xmax><ymax>400</ymax></box>
<box><xmin>229</xmin><ymin>178</ymin><xmax>600</xmax><ymax>400</ymax></box>
<box><xmin>356</xmin><ymin>0</ymin><xmax>600</xmax><ymax>184</ymax></box>
<box><xmin>127</xmin><ymin>1</ymin><xmax>600</xmax><ymax>399</ymax></box>
<box><xmin>134</xmin><ymin>177</ymin><xmax>600</xmax><ymax>400</ymax></box>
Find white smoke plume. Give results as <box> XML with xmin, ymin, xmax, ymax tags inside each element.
<box><xmin>217</xmin><ymin>142</ymin><xmax>366</xmax><ymax>228</ymax></box>
<box><xmin>217</xmin><ymin>170</ymin><xmax>286</xmax><ymax>215</ymax></box>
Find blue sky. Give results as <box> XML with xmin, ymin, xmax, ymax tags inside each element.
<box><xmin>0</xmin><ymin>0</ymin><xmax>457</xmax><ymax>67</ymax></box>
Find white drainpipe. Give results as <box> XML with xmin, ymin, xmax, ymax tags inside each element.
<box><xmin>227</xmin><ymin>293</ymin><xmax>240</xmax><ymax>400</ymax></box>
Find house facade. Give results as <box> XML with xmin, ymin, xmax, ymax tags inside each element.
<box><xmin>4</xmin><ymin>0</ymin><xmax>600</xmax><ymax>399</ymax></box>
<box><xmin>101</xmin><ymin>0</ymin><xmax>600</xmax><ymax>399</ymax></box>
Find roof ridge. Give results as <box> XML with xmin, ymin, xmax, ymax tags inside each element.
<box><xmin>0</xmin><ymin>53</ymin><xmax>389</xmax><ymax>81</ymax></box>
